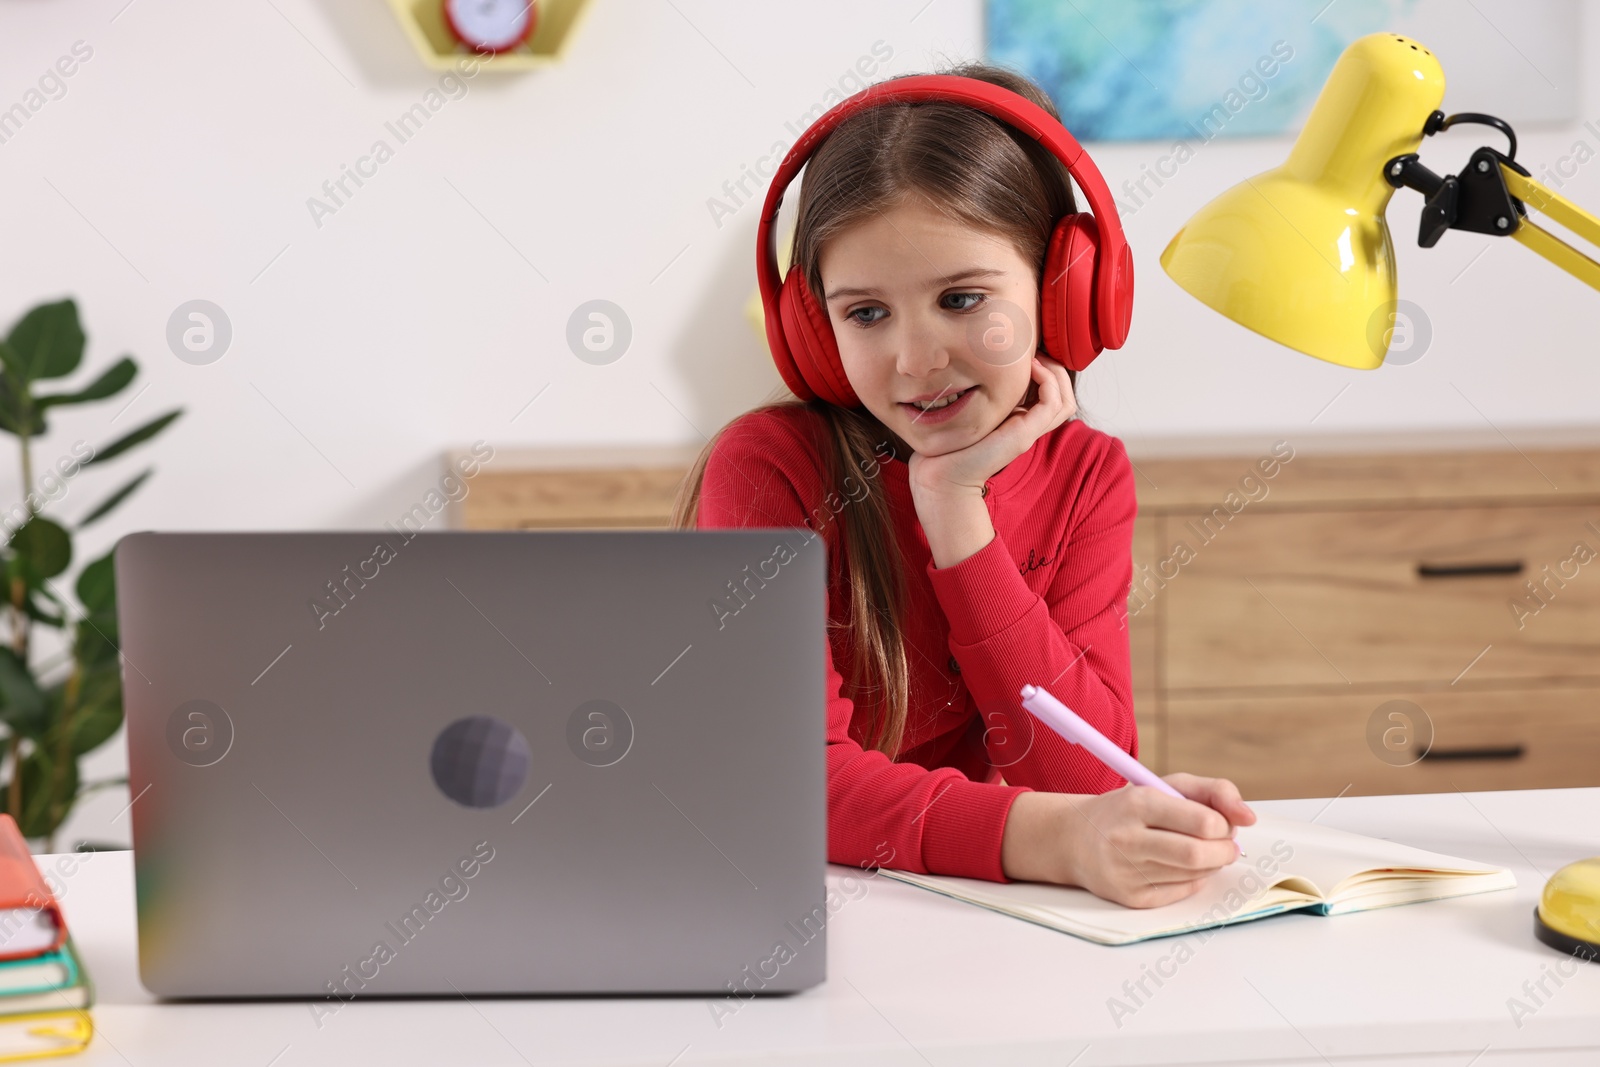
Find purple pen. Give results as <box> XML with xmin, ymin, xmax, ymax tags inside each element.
<box><xmin>1018</xmin><ymin>683</ymin><xmax>1244</xmax><ymax>859</ymax></box>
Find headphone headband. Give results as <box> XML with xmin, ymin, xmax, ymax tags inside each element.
<box><xmin>755</xmin><ymin>73</ymin><xmax>1133</xmax><ymax>364</ymax></box>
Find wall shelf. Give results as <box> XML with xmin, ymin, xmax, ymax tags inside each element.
<box><xmin>386</xmin><ymin>0</ymin><xmax>594</xmax><ymax>71</ymax></box>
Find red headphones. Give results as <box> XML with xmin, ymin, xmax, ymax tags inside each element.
<box><xmin>755</xmin><ymin>74</ymin><xmax>1134</xmax><ymax>408</ymax></box>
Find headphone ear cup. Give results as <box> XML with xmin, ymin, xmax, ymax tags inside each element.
<box><xmin>766</xmin><ymin>273</ymin><xmax>814</xmax><ymax>402</ymax></box>
<box><xmin>1098</xmin><ymin>238</ymin><xmax>1134</xmax><ymax>351</ymax></box>
<box><xmin>1040</xmin><ymin>213</ymin><xmax>1104</xmax><ymax>372</ymax></box>
<box><xmin>779</xmin><ymin>268</ymin><xmax>859</xmax><ymax>407</ymax></box>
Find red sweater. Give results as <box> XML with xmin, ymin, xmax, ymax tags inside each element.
<box><xmin>695</xmin><ymin>404</ymin><xmax>1139</xmax><ymax>883</ymax></box>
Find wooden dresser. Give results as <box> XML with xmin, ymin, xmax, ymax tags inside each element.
<box><xmin>447</xmin><ymin>444</ymin><xmax>705</xmax><ymax>529</ymax></box>
<box><xmin>1125</xmin><ymin>428</ymin><xmax>1600</xmax><ymax>801</ymax></box>
<box><xmin>448</xmin><ymin>429</ymin><xmax>1600</xmax><ymax>800</ymax></box>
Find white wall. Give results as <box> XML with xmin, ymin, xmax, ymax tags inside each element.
<box><xmin>0</xmin><ymin>0</ymin><xmax>1594</xmax><ymax>848</ymax></box>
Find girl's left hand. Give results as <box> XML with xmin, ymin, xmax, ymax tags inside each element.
<box><xmin>907</xmin><ymin>354</ymin><xmax>1077</xmax><ymax>501</ymax></box>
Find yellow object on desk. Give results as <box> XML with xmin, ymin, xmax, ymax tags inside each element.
<box><xmin>0</xmin><ymin>1009</ymin><xmax>91</xmax><ymax>1062</ymax></box>
<box><xmin>1536</xmin><ymin>857</ymin><xmax>1600</xmax><ymax>962</ymax></box>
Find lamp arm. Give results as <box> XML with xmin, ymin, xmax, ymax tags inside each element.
<box><xmin>1498</xmin><ymin>166</ymin><xmax>1600</xmax><ymax>292</ymax></box>
<box><xmin>1384</xmin><ymin>111</ymin><xmax>1600</xmax><ymax>293</ymax></box>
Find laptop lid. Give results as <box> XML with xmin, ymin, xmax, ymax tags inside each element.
<box><xmin>115</xmin><ymin>529</ymin><xmax>826</xmax><ymax>998</ymax></box>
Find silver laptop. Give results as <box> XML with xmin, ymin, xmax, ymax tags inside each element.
<box><xmin>115</xmin><ymin>529</ymin><xmax>826</xmax><ymax>998</ymax></box>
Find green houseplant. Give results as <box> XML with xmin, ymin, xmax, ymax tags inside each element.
<box><xmin>0</xmin><ymin>298</ymin><xmax>181</xmax><ymax>851</ymax></box>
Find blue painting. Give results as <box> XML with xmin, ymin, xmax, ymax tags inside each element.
<box><xmin>983</xmin><ymin>0</ymin><xmax>1575</xmax><ymax>142</ymax></box>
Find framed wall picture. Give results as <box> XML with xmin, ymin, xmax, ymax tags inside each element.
<box><xmin>985</xmin><ymin>0</ymin><xmax>1580</xmax><ymax>142</ymax></box>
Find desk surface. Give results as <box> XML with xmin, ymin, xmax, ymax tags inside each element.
<box><xmin>47</xmin><ymin>788</ymin><xmax>1600</xmax><ymax>1066</ymax></box>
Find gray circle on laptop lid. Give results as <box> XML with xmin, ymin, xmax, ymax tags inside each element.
<box><xmin>430</xmin><ymin>715</ymin><xmax>530</xmax><ymax>808</ymax></box>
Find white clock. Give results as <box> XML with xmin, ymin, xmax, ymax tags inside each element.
<box><xmin>443</xmin><ymin>0</ymin><xmax>538</xmax><ymax>54</ymax></box>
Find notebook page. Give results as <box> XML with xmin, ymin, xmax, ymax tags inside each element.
<box><xmin>880</xmin><ymin>816</ymin><xmax>1322</xmax><ymax>945</ymax></box>
<box><xmin>876</xmin><ymin>812</ymin><xmax>1514</xmax><ymax>944</ymax></box>
<box><xmin>1250</xmin><ymin>814</ymin><xmax>1515</xmax><ymax>900</ymax></box>
<box><xmin>0</xmin><ymin>909</ymin><xmax>58</xmax><ymax>958</ymax></box>
<box><xmin>1319</xmin><ymin>871</ymin><xmax>1518</xmax><ymax>916</ymax></box>
<box><xmin>0</xmin><ymin>953</ymin><xmax>68</xmax><ymax>995</ymax></box>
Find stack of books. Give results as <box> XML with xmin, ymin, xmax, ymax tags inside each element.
<box><xmin>0</xmin><ymin>815</ymin><xmax>91</xmax><ymax>1061</ymax></box>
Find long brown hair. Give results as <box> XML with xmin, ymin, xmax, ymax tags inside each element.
<box><xmin>671</xmin><ymin>61</ymin><xmax>1081</xmax><ymax>760</ymax></box>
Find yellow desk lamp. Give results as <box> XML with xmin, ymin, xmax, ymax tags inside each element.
<box><xmin>1161</xmin><ymin>31</ymin><xmax>1599</xmax><ymax>962</ymax></box>
<box><xmin>1160</xmin><ymin>31</ymin><xmax>1600</xmax><ymax>370</ymax></box>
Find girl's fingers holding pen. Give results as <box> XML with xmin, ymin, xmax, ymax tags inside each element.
<box><xmin>1051</xmin><ymin>792</ymin><xmax>1228</xmax><ymax>907</ymax></box>
<box><xmin>1125</xmin><ymin>782</ymin><xmax>1235</xmax><ymax>842</ymax></box>
<box><xmin>1116</xmin><ymin>850</ymin><xmax>1230</xmax><ymax>885</ymax></box>
<box><xmin>1163</xmin><ymin>772</ymin><xmax>1257</xmax><ymax>827</ymax></box>
<box><xmin>1141</xmin><ymin>826</ymin><xmax>1243</xmax><ymax>876</ymax></box>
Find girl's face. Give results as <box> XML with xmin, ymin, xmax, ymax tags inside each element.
<box><xmin>818</xmin><ymin>195</ymin><xmax>1041</xmax><ymax>458</ymax></box>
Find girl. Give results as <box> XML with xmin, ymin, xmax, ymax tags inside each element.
<box><xmin>672</xmin><ymin>62</ymin><xmax>1255</xmax><ymax>909</ymax></box>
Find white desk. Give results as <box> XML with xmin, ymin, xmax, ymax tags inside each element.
<box><xmin>46</xmin><ymin>788</ymin><xmax>1600</xmax><ymax>1065</ymax></box>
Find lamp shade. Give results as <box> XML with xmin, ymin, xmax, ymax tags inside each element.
<box><xmin>1160</xmin><ymin>33</ymin><xmax>1446</xmax><ymax>369</ymax></box>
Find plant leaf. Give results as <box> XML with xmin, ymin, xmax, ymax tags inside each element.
<box><xmin>29</xmin><ymin>575</ymin><xmax>62</xmax><ymax>606</ymax></box>
<box><xmin>69</xmin><ymin>669</ymin><xmax>123</xmax><ymax>757</ymax></box>
<box><xmin>13</xmin><ymin>747</ymin><xmax>78</xmax><ymax>840</ymax></box>
<box><xmin>21</xmin><ymin>592</ymin><xmax>65</xmax><ymax>628</ymax></box>
<box><xmin>73</xmin><ymin>609</ymin><xmax>119</xmax><ymax>672</ymax></box>
<box><xmin>0</xmin><ymin>648</ymin><xmax>47</xmax><ymax>739</ymax></box>
<box><xmin>74</xmin><ymin>550</ymin><xmax>116</xmax><ymax>616</ymax></box>
<box><xmin>2</xmin><ymin>559</ymin><xmax>69</xmax><ymax>628</ymax></box>
<box><xmin>5</xmin><ymin>299</ymin><xmax>84</xmax><ymax>384</ymax></box>
<box><xmin>35</xmin><ymin>357</ymin><xmax>136</xmax><ymax>410</ymax></box>
<box><xmin>9</xmin><ymin>516</ymin><xmax>71</xmax><ymax>579</ymax></box>
<box><xmin>83</xmin><ymin>409</ymin><xmax>181</xmax><ymax>467</ymax></box>
<box><xmin>76</xmin><ymin>469</ymin><xmax>151</xmax><ymax>529</ymax></box>
<box><xmin>0</xmin><ymin>373</ymin><xmax>43</xmax><ymax>437</ymax></box>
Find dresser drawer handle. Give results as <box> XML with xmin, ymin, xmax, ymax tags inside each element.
<box><xmin>1419</xmin><ymin>744</ymin><xmax>1526</xmax><ymax>762</ymax></box>
<box><xmin>1416</xmin><ymin>560</ymin><xmax>1525</xmax><ymax>578</ymax></box>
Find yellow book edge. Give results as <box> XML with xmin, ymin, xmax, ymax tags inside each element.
<box><xmin>0</xmin><ymin>1009</ymin><xmax>92</xmax><ymax>1062</ymax></box>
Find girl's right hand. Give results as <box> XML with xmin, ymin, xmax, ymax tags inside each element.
<box><xmin>1000</xmin><ymin>773</ymin><xmax>1255</xmax><ymax>908</ymax></box>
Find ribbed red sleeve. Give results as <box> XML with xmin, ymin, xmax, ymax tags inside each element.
<box><xmin>924</xmin><ymin>436</ymin><xmax>1139</xmax><ymax>795</ymax></box>
<box><xmin>695</xmin><ymin>410</ymin><xmax>1031</xmax><ymax>882</ymax></box>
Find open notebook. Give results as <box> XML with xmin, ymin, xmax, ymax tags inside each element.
<box><xmin>876</xmin><ymin>813</ymin><xmax>1517</xmax><ymax>945</ymax></box>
